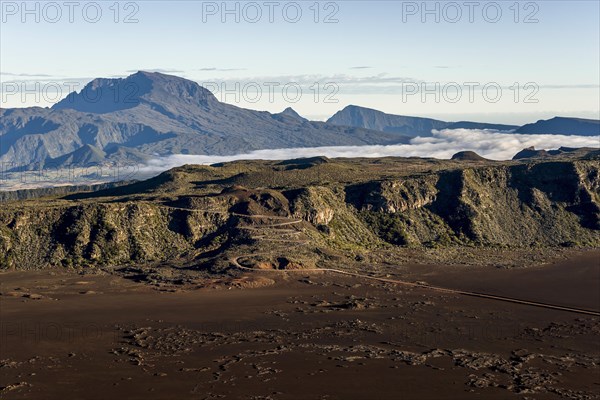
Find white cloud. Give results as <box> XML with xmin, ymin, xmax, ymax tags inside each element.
<box><xmin>139</xmin><ymin>130</ymin><xmax>600</xmax><ymax>175</ymax></box>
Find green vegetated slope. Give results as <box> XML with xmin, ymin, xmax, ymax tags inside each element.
<box><xmin>349</xmin><ymin>161</ymin><xmax>600</xmax><ymax>247</ymax></box>
<box><xmin>0</xmin><ymin>153</ymin><xmax>598</xmax><ymax>270</ymax></box>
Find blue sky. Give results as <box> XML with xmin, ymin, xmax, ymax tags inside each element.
<box><xmin>1</xmin><ymin>0</ymin><xmax>599</xmax><ymax>124</ymax></box>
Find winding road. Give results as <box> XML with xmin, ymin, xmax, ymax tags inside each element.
<box><xmin>159</xmin><ymin>206</ymin><xmax>600</xmax><ymax>317</ymax></box>
<box><xmin>230</xmin><ymin>255</ymin><xmax>600</xmax><ymax>316</ymax></box>
<box><xmin>229</xmin><ymin>214</ymin><xmax>600</xmax><ymax>317</ymax></box>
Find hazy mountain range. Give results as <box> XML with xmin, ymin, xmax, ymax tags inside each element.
<box><xmin>516</xmin><ymin>117</ymin><xmax>600</xmax><ymax>136</ymax></box>
<box><xmin>0</xmin><ymin>71</ymin><xmax>598</xmax><ymax>170</ymax></box>
<box><xmin>0</xmin><ymin>72</ymin><xmax>406</xmax><ymax>169</ymax></box>
<box><xmin>326</xmin><ymin>105</ymin><xmax>519</xmax><ymax>135</ymax></box>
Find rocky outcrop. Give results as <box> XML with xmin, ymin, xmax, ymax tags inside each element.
<box><xmin>347</xmin><ymin>177</ymin><xmax>439</xmax><ymax>214</ymax></box>
<box><xmin>0</xmin><ymin>200</ymin><xmax>230</xmax><ymax>269</ymax></box>
<box><xmin>451</xmin><ymin>151</ymin><xmax>488</xmax><ymax>161</ymax></box>
<box><xmin>287</xmin><ymin>187</ymin><xmax>336</xmax><ymax>225</ymax></box>
<box><xmin>285</xmin><ymin>186</ymin><xmax>380</xmax><ymax>247</ymax></box>
<box><xmin>348</xmin><ymin>160</ymin><xmax>600</xmax><ymax>247</ymax></box>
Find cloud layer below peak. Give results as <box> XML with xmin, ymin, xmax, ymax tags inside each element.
<box><xmin>139</xmin><ymin>129</ymin><xmax>599</xmax><ymax>175</ymax></box>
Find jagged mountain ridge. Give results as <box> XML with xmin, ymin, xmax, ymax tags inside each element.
<box><xmin>273</xmin><ymin>107</ymin><xmax>308</xmax><ymax>122</ymax></box>
<box><xmin>2</xmin><ymin>72</ymin><xmax>598</xmax><ymax>172</ymax></box>
<box><xmin>0</xmin><ymin>72</ymin><xmax>408</xmax><ymax>169</ymax></box>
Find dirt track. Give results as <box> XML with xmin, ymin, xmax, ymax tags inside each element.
<box><xmin>228</xmin><ymin>213</ymin><xmax>600</xmax><ymax>317</ymax></box>
<box><xmin>229</xmin><ymin>255</ymin><xmax>600</xmax><ymax>316</ymax></box>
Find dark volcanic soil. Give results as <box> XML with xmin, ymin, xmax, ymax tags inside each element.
<box><xmin>1</xmin><ymin>252</ymin><xmax>599</xmax><ymax>400</ymax></box>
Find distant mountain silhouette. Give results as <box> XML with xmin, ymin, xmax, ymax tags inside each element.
<box><xmin>512</xmin><ymin>146</ymin><xmax>600</xmax><ymax>160</ymax></box>
<box><xmin>516</xmin><ymin>117</ymin><xmax>600</xmax><ymax>136</ymax></box>
<box><xmin>3</xmin><ymin>72</ymin><xmax>597</xmax><ymax>171</ymax></box>
<box><xmin>512</xmin><ymin>147</ymin><xmax>550</xmax><ymax>160</ymax></box>
<box><xmin>0</xmin><ymin>72</ymin><xmax>408</xmax><ymax>169</ymax></box>
<box><xmin>326</xmin><ymin>105</ymin><xmax>518</xmax><ymax>137</ymax></box>
<box><xmin>273</xmin><ymin>107</ymin><xmax>308</xmax><ymax>122</ymax></box>
<box><xmin>445</xmin><ymin>121</ymin><xmax>517</xmax><ymax>130</ymax></box>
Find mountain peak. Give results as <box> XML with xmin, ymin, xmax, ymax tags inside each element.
<box><xmin>53</xmin><ymin>71</ymin><xmax>217</xmax><ymax>114</ymax></box>
<box><xmin>327</xmin><ymin>105</ymin><xmax>447</xmax><ymax>137</ymax></box>
<box><xmin>344</xmin><ymin>104</ymin><xmax>373</xmax><ymax>111</ymax></box>
<box><xmin>328</xmin><ymin>106</ymin><xmax>520</xmax><ymax>136</ymax></box>
<box><xmin>275</xmin><ymin>107</ymin><xmax>307</xmax><ymax>122</ymax></box>
<box><xmin>131</xmin><ymin>70</ymin><xmax>156</xmax><ymax>76</ymax></box>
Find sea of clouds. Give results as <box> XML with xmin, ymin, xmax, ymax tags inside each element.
<box><xmin>139</xmin><ymin>129</ymin><xmax>600</xmax><ymax>175</ymax></box>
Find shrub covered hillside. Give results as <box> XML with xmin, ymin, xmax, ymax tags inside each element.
<box><xmin>0</xmin><ymin>152</ymin><xmax>598</xmax><ymax>270</ymax></box>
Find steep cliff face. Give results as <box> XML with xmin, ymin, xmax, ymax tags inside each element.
<box><xmin>0</xmin><ymin>201</ymin><xmax>230</xmax><ymax>269</ymax></box>
<box><xmin>0</xmin><ymin>158</ymin><xmax>598</xmax><ymax>270</ymax></box>
<box><xmin>285</xmin><ymin>186</ymin><xmax>380</xmax><ymax>248</ymax></box>
<box><xmin>287</xmin><ymin>187</ymin><xmax>336</xmax><ymax>225</ymax></box>
<box><xmin>347</xmin><ymin>177</ymin><xmax>439</xmax><ymax>214</ymax></box>
<box><xmin>348</xmin><ymin>160</ymin><xmax>600</xmax><ymax>247</ymax></box>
